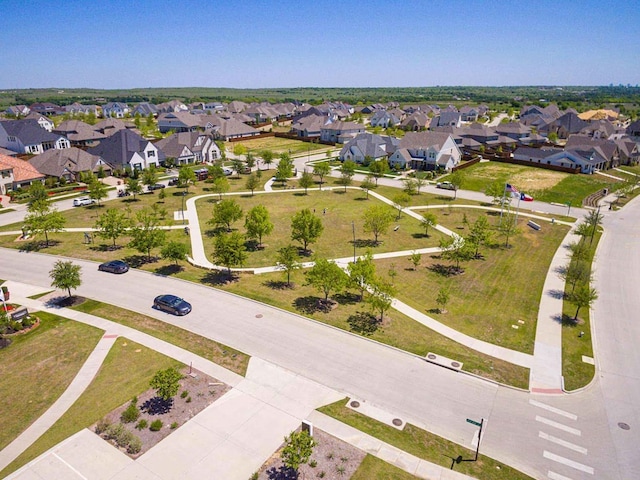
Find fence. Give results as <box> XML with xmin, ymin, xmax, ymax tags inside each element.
<box><xmin>453</xmin><ymin>156</ymin><xmax>481</xmax><ymax>171</ymax></box>
<box><xmin>274</xmin><ymin>132</ymin><xmax>336</xmax><ymax>146</ymax></box>
<box><xmin>227</xmin><ymin>132</ymin><xmax>275</xmax><ymax>142</ymax></box>
<box><xmin>491</xmin><ymin>156</ymin><xmax>581</xmax><ymax>174</ymax></box>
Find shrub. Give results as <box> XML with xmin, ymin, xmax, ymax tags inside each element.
<box><xmin>326</xmin><ymin>452</ymin><xmax>334</xmax><ymax>460</ymax></box>
<box><xmin>317</xmin><ymin>472</ymin><xmax>326</xmax><ymax>478</ymax></box>
<box><xmin>95</xmin><ymin>417</ymin><xmax>111</xmax><ymax>435</ymax></box>
<box><xmin>127</xmin><ymin>436</ymin><xmax>142</xmax><ymax>454</ymax></box>
<box><xmin>249</xmin><ymin>473</ymin><xmax>259</xmax><ymax>480</ymax></box>
<box><xmin>180</xmin><ymin>390</ymin><xmax>189</xmax><ymax>399</ymax></box>
<box><xmin>186</xmin><ymin>396</ymin><xmax>192</xmax><ymax>403</ymax></box>
<box><xmin>105</xmin><ymin>423</ymin><xmax>126</xmax><ymax>441</ymax></box>
<box><xmin>309</xmin><ymin>459</ymin><xmax>317</xmax><ymax>468</ymax></box>
<box><xmin>170</xmin><ymin>422</ymin><xmax>178</xmax><ymax>429</ymax></box>
<box><xmin>149</xmin><ymin>420</ymin><xmax>163</xmax><ymax>432</ymax></box>
<box><xmin>115</xmin><ymin>428</ymin><xmax>133</xmax><ymax>448</ymax></box>
<box><xmin>121</xmin><ymin>403</ymin><xmax>140</xmax><ymax>423</ymax></box>
<box><xmin>336</xmin><ymin>465</ymin><xmax>346</xmax><ymax>475</ymax></box>
<box><xmin>135</xmin><ymin>419</ymin><xmax>148</xmax><ymax>430</ymax></box>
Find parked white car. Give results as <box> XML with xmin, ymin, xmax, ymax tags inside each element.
<box><xmin>436</xmin><ymin>181</ymin><xmax>457</xmax><ymax>191</ymax></box>
<box><xmin>73</xmin><ymin>196</ymin><xmax>95</xmax><ymax>207</ymax></box>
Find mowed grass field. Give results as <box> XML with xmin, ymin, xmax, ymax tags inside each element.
<box><xmin>224</xmin><ymin>136</ymin><xmax>333</xmax><ymax>156</ymax></box>
<box><xmin>0</xmin><ymin>313</ymin><xmax>104</xmax><ymax>452</ymax></box>
<box><xmin>407</xmin><ymin>207</ymin><xmax>570</xmax><ymax>353</ymax></box>
<box><xmin>0</xmin><ymin>338</ymin><xmax>182</xmax><ymax>478</ymax></box>
<box><xmin>196</xmin><ymin>189</ymin><xmax>447</xmax><ymax>267</ymax></box>
<box><xmin>456</xmin><ymin>162</ymin><xmax>624</xmax><ymax>206</ymax></box>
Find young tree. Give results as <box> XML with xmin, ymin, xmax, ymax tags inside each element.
<box><xmin>245</xmin><ymin>151</ymin><xmax>256</xmax><ymax>169</ymax></box>
<box><xmin>244</xmin><ymin>204</ymin><xmax>274</xmax><ymax>247</ymax></box>
<box><xmin>245</xmin><ymin>174</ymin><xmax>260</xmax><ymax>196</ymax></box>
<box><xmin>161</xmin><ymin>241</ymin><xmax>189</xmax><ymax>265</ymax></box>
<box><xmin>305</xmin><ymin>258</ymin><xmax>348</xmax><ymax>302</ymax></box>
<box><xmin>157</xmin><ymin>188</ymin><xmax>166</xmax><ymax>202</ymax></box>
<box><xmin>414</xmin><ymin>176</ymin><xmax>427</xmax><ymax>195</ymax></box>
<box><xmin>281</xmin><ymin>430</ymin><xmax>317</xmax><ymax>474</ymax></box>
<box><xmin>568</xmin><ymin>240</ymin><xmax>590</xmax><ymax>262</ymax></box>
<box><xmin>233</xmin><ymin>143</ymin><xmax>247</xmax><ymax>158</ymax></box>
<box><xmin>94</xmin><ymin>208</ymin><xmax>132</xmax><ymax>247</ymax></box>
<box><xmin>338</xmin><ymin>160</ymin><xmax>356</xmax><ymax>191</ymax></box>
<box><xmin>467</xmin><ymin>216</ymin><xmax>492</xmax><ymax>257</ymax></box>
<box><xmin>210</xmin><ymin>199</ymin><xmax>243</xmax><ymax>231</ymax></box>
<box><xmin>574</xmin><ymin>221</ymin><xmax>593</xmax><ymax>243</ymax></box>
<box><xmin>212</xmin><ymin>176</ymin><xmax>230</xmax><ymax>200</ymax></box>
<box><xmin>142</xmin><ymin>167</ymin><xmax>158</xmax><ymax>191</ymax></box>
<box><xmin>27</xmin><ymin>182</ymin><xmax>49</xmax><ymax>209</ymax></box>
<box><xmin>402</xmin><ymin>178</ymin><xmax>417</xmax><ymax>196</ymax></box>
<box><xmin>561</xmin><ymin>260</ymin><xmax>592</xmax><ymax>294</ymax></box>
<box><xmin>497</xmin><ymin>212</ymin><xmax>521</xmax><ymax>247</ymax></box>
<box><xmin>312</xmin><ymin>161</ymin><xmax>331</xmax><ymax>189</ymax></box>
<box><xmin>125</xmin><ymin>176</ymin><xmax>143</xmax><ymax>200</ymax></box>
<box><xmin>275</xmin><ymin>155</ymin><xmax>293</xmax><ymax>185</ymax></box>
<box><xmin>149</xmin><ymin>367</ymin><xmax>182</xmax><ymax>401</ymax></box>
<box><xmin>178</xmin><ymin>165</ymin><xmax>196</xmax><ymax>193</ymax></box>
<box><xmin>207</xmin><ymin>164</ymin><xmax>226</xmax><ymax>181</ymax></box>
<box><xmin>369</xmin><ymin>159</ymin><xmax>388</xmax><ymax>185</ymax></box>
<box><xmin>213</xmin><ymin>231</ymin><xmax>247</xmax><ymax>274</ymax></box>
<box><xmin>392</xmin><ymin>192</ymin><xmax>411</xmax><ymax>220</ymax></box>
<box><xmin>88</xmin><ymin>176</ymin><xmax>108</xmax><ymax>205</ymax></box>
<box><xmin>421</xmin><ymin>212</ymin><xmax>437</xmax><ymax>236</ymax></box>
<box><xmin>231</xmin><ymin>157</ymin><xmax>244</xmax><ymax>178</ymax></box>
<box><xmin>128</xmin><ymin>209</ymin><xmax>166</xmax><ymax>261</ymax></box>
<box><xmin>24</xmin><ymin>202</ymin><xmax>66</xmax><ymax>247</ymax></box>
<box><xmin>367</xmin><ymin>278</ymin><xmax>396</xmax><ymax>321</ymax></box>
<box><xmin>569</xmin><ymin>284</ymin><xmax>598</xmax><ymax>322</ymax></box>
<box><xmin>449</xmin><ymin>170</ymin><xmax>465</xmax><ymax>199</ymax></box>
<box><xmin>261</xmin><ymin>149</ymin><xmax>274</xmax><ymax>169</ymax></box>
<box><xmin>347</xmin><ymin>252</ymin><xmax>376</xmax><ymax>301</ymax></box>
<box><xmin>439</xmin><ymin>235</ymin><xmax>474</xmax><ymax>272</ymax></box>
<box><xmin>275</xmin><ymin>245</ymin><xmax>301</xmax><ymax>286</ymax></box>
<box><xmin>362</xmin><ymin>204</ymin><xmax>394</xmax><ymax>244</ymax></box>
<box><xmin>298</xmin><ymin>169</ymin><xmax>315</xmax><ymax>194</ymax></box>
<box><xmin>291</xmin><ymin>208</ymin><xmax>324</xmax><ymax>253</ymax></box>
<box><xmin>584</xmin><ymin>208</ymin><xmax>604</xmax><ymax>245</ymax></box>
<box><xmin>436</xmin><ymin>286</ymin><xmax>450</xmax><ymax>313</ymax></box>
<box><xmin>49</xmin><ymin>260</ymin><xmax>82</xmax><ymax>298</ymax></box>
<box><xmin>360</xmin><ymin>174</ymin><xmax>376</xmax><ymax>199</ymax></box>
<box><xmin>409</xmin><ymin>251</ymin><xmax>422</xmax><ymax>270</ymax></box>
<box><xmin>485</xmin><ymin>180</ymin><xmax>505</xmax><ymax>205</ymax></box>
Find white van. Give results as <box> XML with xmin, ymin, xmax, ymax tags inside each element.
<box><xmin>73</xmin><ymin>197</ymin><xmax>95</xmax><ymax>207</ymax></box>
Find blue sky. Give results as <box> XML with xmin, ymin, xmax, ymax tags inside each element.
<box><xmin>1</xmin><ymin>0</ymin><xmax>638</xmax><ymax>89</ymax></box>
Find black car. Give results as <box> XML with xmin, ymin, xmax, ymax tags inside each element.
<box><xmin>168</xmin><ymin>177</ymin><xmax>179</xmax><ymax>186</ymax></box>
<box><xmin>153</xmin><ymin>294</ymin><xmax>192</xmax><ymax>316</ymax></box>
<box><xmin>147</xmin><ymin>183</ymin><xmax>166</xmax><ymax>191</ymax></box>
<box><xmin>98</xmin><ymin>260</ymin><xmax>129</xmax><ymax>274</ymax></box>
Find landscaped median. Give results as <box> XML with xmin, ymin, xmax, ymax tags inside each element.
<box><xmin>317</xmin><ymin>398</ymin><xmax>534</xmax><ymax>480</ymax></box>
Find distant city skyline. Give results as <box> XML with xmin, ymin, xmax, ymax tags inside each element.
<box><xmin>1</xmin><ymin>0</ymin><xmax>638</xmax><ymax>89</ymax></box>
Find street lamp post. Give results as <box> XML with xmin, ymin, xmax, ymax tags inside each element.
<box><xmin>352</xmin><ymin>221</ymin><xmax>356</xmax><ymax>262</ymax></box>
<box><xmin>181</xmin><ymin>188</ymin><xmax>187</xmax><ymax>225</ymax></box>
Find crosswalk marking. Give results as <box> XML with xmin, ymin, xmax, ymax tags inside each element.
<box><xmin>548</xmin><ymin>471</ymin><xmax>574</xmax><ymax>480</ymax></box>
<box><xmin>543</xmin><ymin>451</ymin><xmax>594</xmax><ymax>474</ymax></box>
<box><xmin>539</xmin><ymin>431</ymin><xmax>587</xmax><ymax>454</ymax></box>
<box><xmin>536</xmin><ymin>416</ymin><xmax>581</xmax><ymax>436</ymax></box>
<box><xmin>530</xmin><ymin>399</ymin><xmax>578</xmax><ymax>420</ymax></box>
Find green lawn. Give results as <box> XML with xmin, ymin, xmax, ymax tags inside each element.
<box><xmin>318</xmin><ymin>399</ymin><xmax>533</xmax><ymax>480</ymax></box>
<box><xmin>0</xmin><ymin>313</ymin><xmax>104</xmax><ymax>452</ymax></box>
<box><xmin>561</xmin><ymin>232</ymin><xmax>600</xmax><ymax>391</ymax></box>
<box><xmin>351</xmin><ymin>455</ymin><xmax>421</xmax><ymax>479</ymax></box>
<box><xmin>224</xmin><ymin>136</ymin><xmax>332</xmax><ymax>156</ymax></box>
<box><xmin>0</xmin><ymin>338</ymin><xmax>182</xmax><ymax>478</ymax></box>
<box><xmin>71</xmin><ymin>299</ymin><xmax>249</xmax><ymax>376</ymax></box>
<box><xmin>402</xmin><ymin>207</ymin><xmax>570</xmax><ymax>353</ymax></box>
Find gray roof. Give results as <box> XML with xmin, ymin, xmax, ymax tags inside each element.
<box><xmin>514</xmin><ymin>146</ymin><xmax>563</xmax><ymax>160</ymax></box>
<box><xmin>0</xmin><ymin>119</ymin><xmax>64</xmax><ymax>145</ymax></box>
<box><xmin>399</xmin><ymin>131</ymin><xmax>452</xmax><ymax>150</ymax></box>
<box><xmin>340</xmin><ymin>133</ymin><xmax>398</xmax><ymax>159</ymax></box>
<box><xmin>54</xmin><ymin>120</ymin><xmax>106</xmax><ymax>142</ymax></box>
<box><xmin>28</xmin><ymin>147</ymin><xmax>105</xmax><ymax>177</ymax></box>
<box><xmin>87</xmin><ymin>129</ymin><xmax>155</xmax><ymax>168</ymax></box>
<box><xmin>154</xmin><ymin>131</ymin><xmax>211</xmax><ymax>158</ymax></box>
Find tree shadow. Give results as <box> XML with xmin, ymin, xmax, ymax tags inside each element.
<box><xmin>266</xmin><ymin>465</ymin><xmax>298</xmax><ymax>480</ymax></box>
<box><xmin>140</xmin><ymin>397</ymin><xmax>174</xmax><ymax>415</ymax></box>
<box><xmin>333</xmin><ymin>291</ymin><xmax>359</xmax><ymax>306</ymax></box>
<box><xmin>154</xmin><ymin>264</ymin><xmax>183</xmax><ymax>276</ymax></box>
<box><xmin>547</xmin><ymin>289</ymin><xmax>566</xmax><ymax>300</ymax></box>
<box><xmin>412</xmin><ymin>232</ymin><xmax>430</xmax><ymax>239</ymax></box>
<box><xmin>263</xmin><ymin>280</ymin><xmax>292</xmax><ymax>290</ymax></box>
<box><xmin>201</xmin><ymin>270</ymin><xmax>238</xmax><ymax>286</ymax></box>
<box><xmin>428</xmin><ymin>264</ymin><xmax>464</xmax><ymax>276</ymax></box>
<box><xmin>123</xmin><ymin>255</ymin><xmax>155</xmax><ymax>268</ymax></box>
<box><xmin>347</xmin><ymin>311</ymin><xmax>381</xmax><ymax>336</ymax></box>
<box><xmin>296</xmin><ymin>247</ymin><xmax>313</xmax><ymax>257</ymax></box>
<box><xmin>19</xmin><ymin>240</ymin><xmax>61</xmax><ymax>252</ymax></box>
<box><xmin>245</xmin><ymin>239</ymin><xmax>262</xmax><ymax>251</ymax></box>
<box><xmin>555</xmin><ymin>265</ymin><xmax>568</xmax><ymax>276</ymax></box>
<box><xmin>556</xmin><ymin>313</ymin><xmax>583</xmax><ymax>326</ymax></box>
<box><xmin>89</xmin><ymin>243</ymin><xmax>123</xmax><ymax>252</ymax></box>
<box><xmin>45</xmin><ymin>295</ymin><xmax>86</xmax><ymax>309</ymax></box>
<box><xmin>352</xmin><ymin>238</ymin><xmax>378</xmax><ymax>248</ymax></box>
<box><xmin>293</xmin><ymin>192</ymin><xmax>307</xmax><ymax>197</ymax></box>
<box><xmin>294</xmin><ymin>296</ymin><xmax>332</xmax><ymax>314</ymax></box>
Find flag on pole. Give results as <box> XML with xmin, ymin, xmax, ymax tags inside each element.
<box><xmin>520</xmin><ymin>192</ymin><xmax>534</xmax><ymax>202</ymax></box>
<box><xmin>506</xmin><ymin>183</ymin><xmax>520</xmax><ymax>198</ymax></box>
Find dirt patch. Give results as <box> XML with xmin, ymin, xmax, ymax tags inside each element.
<box><xmin>93</xmin><ymin>367</ymin><xmax>230</xmax><ymax>457</ymax></box>
<box><xmin>511</xmin><ymin>169</ymin><xmax>565</xmax><ymax>191</ymax></box>
<box><xmin>256</xmin><ymin>428</ymin><xmax>366</xmax><ymax>479</ymax></box>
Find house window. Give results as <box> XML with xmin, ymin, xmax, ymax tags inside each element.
<box><xmin>7</xmin><ymin>136</ymin><xmax>16</xmax><ymax>142</ymax></box>
<box><xmin>147</xmin><ymin>150</ymin><xmax>155</xmax><ymax>157</ymax></box>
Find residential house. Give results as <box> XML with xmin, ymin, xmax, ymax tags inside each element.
<box><xmin>539</xmin><ymin>112</ymin><xmax>589</xmax><ymax>139</ymax></box>
<box><xmin>156</xmin><ymin>100</ymin><xmax>188</xmax><ymax>114</ymax></box>
<box><xmin>154</xmin><ymin>131</ymin><xmax>220</xmax><ymax>165</ymax></box>
<box><xmin>132</xmin><ymin>102</ymin><xmax>158</xmax><ymax>117</ymax></box>
<box><xmin>204</xmin><ymin>102</ymin><xmax>225</xmax><ymax>113</ymax></box>
<box><xmin>613</xmin><ymin>138</ymin><xmax>640</xmax><ymax>165</ymax></box>
<box><xmin>290</xmin><ymin>114</ymin><xmax>326</xmax><ymax>139</ymax></box>
<box><xmin>579</xmin><ymin>120</ymin><xmax>617</xmax><ymax>140</ymax></box>
<box><xmin>370</xmin><ymin>110</ymin><xmax>401</xmax><ymax>128</ymax></box>
<box><xmin>565</xmin><ymin>135</ymin><xmax>620</xmax><ymax>169</ymax></box>
<box><xmin>495</xmin><ymin>122</ymin><xmax>533</xmax><ymax>143</ymax></box>
<box><xmin>0</xmin><ymin>119</ymin><xmax>70</xmax><ymax>155</ymax></box>
<box><xmin>430</xmin><ymin>111</ymin><xmax>462</xmax><ymax>128</ymax></box>
<box><xmin>93</xmin><ymin>118</ymin><xmax>131</xmax><ymax>136</ymax></box>
<box><xmin>625</xmin><ymin>120</ymin><xmax>640</xmax><ymax>137</ymax></box>
<box><xmin>63</xmin><ymin>103</ymin><xmax>100</xmax><ymax>116</ymax></box>
<box><xmin>0</xmin><ymin>153</ymin><xmax>45</xmax><ymax>192</ymax></box>
<box><xmin>23</xmin><ymin>112</ymin><xmax>54</xmax><ymax>132</ymax></box>
<box><xmin>28</xmin><ymin>147</ymin><xmax>111</xmax><ymax>181</ymax></box>
<box><xmin>513</xmin><ymin>146</ymin><xmax>606</xmax><ymax>174</ymax></box>
<box><xmin>102</xmin><ymin>102</ymin><xmax>130</xmax><ymax>118</ymax></box>
<box><xmin>459</xmin><ymin>106</ymin><xmax>479</xmax><ymax>122</ymax></box>
<box><xmin>577</xmin><ymin>109</ymin><xmax>619</xmax><ymax>121</ymax></box>
<box><xmin>157</xmin><ymin>112</ymin><xmax>202</xmax><ymax>133</ymax></box>
<box><xmin>389</xmin><ymin>131</ymin><xmax>461</xmax><ymax>171</ymax></box>
<box><xmin>54</xmin><ymin>120</ymin><xmax>106</xmax><ymax>148</ymax></box>
<box><xmin>226</xmin><ymin>101</ymin><xmax>248</xmax><ymax>114</ymax></box>
<box><xmin>87</xmin><ymin>129</ymin><xmax>161</xmax><ymax>171</ymax></box>
<box><xmin>5</xmin><ymin>105</ymin><xmax>30</xmax><ymax>117</ymax></box>
<box><xmin>214</xmin><ymin>118</ymin><xmax>260</xmax><ymax>141</ymax></box>
<box><xmin>320</xmin><ymin>121</ymin><xmax>365</xmax><ymax>143</ymax></box>
<box><xmin>401</xmin><ymin>112</ymin><xmax>431</xmax><ymax>131</ymax></box>
<box><xmin>519</xmin><ymin>104</ymin><xmax>562</xmax><ymax>128</ymax></box>
<box><xmin>339</xmin><ymin>133</ymin><xmax>399</xmax><ymax>163</ymax></box>
<box><xmin>29</xmin><ymin>102</ymin><xmax>65</xmax><ymax>116</ymax></box>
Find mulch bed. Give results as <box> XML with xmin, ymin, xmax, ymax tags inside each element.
<box><xmin>93</xmin><ymin>367</ymin><xmax>230</xmax><ymax>457</ymax></box>
<box><xmin>257</xmin><ymin>429</ymin><xmax>366</xmax><ymax>480</ymax></box>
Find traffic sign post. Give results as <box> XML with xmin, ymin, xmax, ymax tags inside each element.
<box><xmin>466</xmin><ymin>418</ymin><xmax>484</xmax><ymax>461</ymax></box>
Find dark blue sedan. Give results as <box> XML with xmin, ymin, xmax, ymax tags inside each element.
<box><xmin>153</xmin><ymin>294</ymin><xmax>192</xmax><ymax>316</ymax></box>
<box><xmin>98</xmin><ymin>260</ymin><xmax>129</xmax><ymax>274</ymax></box>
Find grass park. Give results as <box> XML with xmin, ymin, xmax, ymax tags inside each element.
<box><xmin>224</xmin><ymin>135</ymin><xmax>334</xmax><ymax>156</ymax></box>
